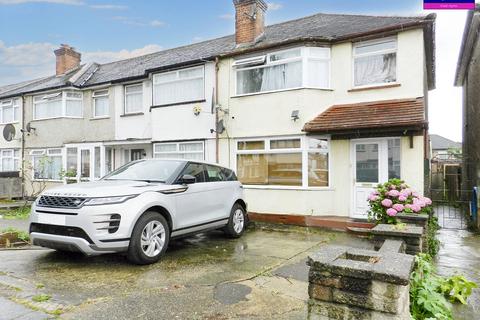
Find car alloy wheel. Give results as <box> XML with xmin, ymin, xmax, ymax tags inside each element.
<box><xmin>140</xmin><ymin>220</ymin><xmax>166</xmax><ymax>258</ymax></box>
<box><xmin>232</xmin><ymin>208</ymin><xmax>245</xmax><ymax>234</ymax></box>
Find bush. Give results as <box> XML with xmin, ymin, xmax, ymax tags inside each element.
<box><xmin>410</xmin><ymin>254</ymin><xmax>477</xmax><ymax>320</ymax></box>
<box><xmin>368</xmin><ymin>179</ymin><xmax>432</xmax><ymax>224</ymax></box>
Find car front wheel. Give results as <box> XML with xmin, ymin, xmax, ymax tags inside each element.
<box><xmin>127</xmin><ymin>212</ymin><xmax>170</xmax><ymax>265</ymax></box>
<box><xmin>224</xmin><ymin>203</ymin><xmax>246</xmax><ymax>238</ymax></box>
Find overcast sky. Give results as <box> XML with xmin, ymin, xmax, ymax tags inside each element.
<box><xmin>0</xmin><ymin>0</ymin><xmax>469</xmax><ymax>142</ymax></box>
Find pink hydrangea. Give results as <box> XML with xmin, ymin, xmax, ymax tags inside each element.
<box><xmin>423</xmin><ymin>197</ymin><xmax>432</xmax><ymax>205</ymax></box>
<box><xmin>386</xmin><ymin>208</ymin><xmax>398</xmax><ymax>217</ymax></box>
<box><xmin>412</xmin><ymin>192</ymin><xmax>419</xmax><ymax>197</ymax></box>
<box><xmin>388</xmin><ymin>190</ymin><xmax>400</xmax><ymax>197</ymax></box>
<box><xmin>368</xmin><ymin>194</ymin><xmax>379</xmax><ymax>201</ymax></box>
<box><xmin>393</xmin><ymin>204</ymin><xmax>404</xmax><ymax>212</ymax></box>
<box><xmin>411</xmin><ymin>204</ymin><xmax>421</xmax><ymax>213</ymax></box>
<box><xmin>402</xmin><ymin>188</ymin><xmax>412</xmax><ymax>196</ymax></box>
<box><xmin>398</xmin><ymin>195</ymin><xmax>407</xmax><ymax>202</ymax></box>
<box><xmin>381</xmin><ymin>199</ymin><xmax>393</xmax><ymax>208</ymax></box>
<box><xmin>413</xmin><ymin>198</ymin><xmax>426</xmax><ymax>208</ymax></box>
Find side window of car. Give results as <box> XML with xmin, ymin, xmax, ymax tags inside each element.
<box><xmin>183</xmin><ymin>163</ymin><xmax>206</xmax><ymax>183</ymax></box>
<box><xmin>221</xmin><ymin>168</ymin><xmax>237</xmax><ymax>181</ymax></box>
<box><xmin>205</xmin><ymin>165</ymin><xmax>224</xmax><ymax>182</ymax></box>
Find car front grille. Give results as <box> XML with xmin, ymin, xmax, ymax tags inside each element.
<box><xmin>30</xmin><ymin>223</ymin><xmax>94</xmax><ymax>244</ymax></box>
<box><xmin>37</xmin><ymin>196</ymin><xmax>87</xmax><ymax>209</ymax></box>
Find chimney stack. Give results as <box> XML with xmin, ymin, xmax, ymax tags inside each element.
<box><xmin>233</xmin><ymin>0</ymin><xmax>268</xmax><ymax>47</ymax></box>
<box><xmin>54</xmin><ymin>44</ymin><xmax>81</xmax><ymax>75</ymax></box>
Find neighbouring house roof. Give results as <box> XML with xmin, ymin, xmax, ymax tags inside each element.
<box><xmin>0</xmin><ymin>12</ymin><xmax>436</xmax><ymax>99</ymax></box>
<box><xmin>303</xmin><ymin>98</ymin><xmax>427</xmax><ymax>137</ymax></box>
<box><xmin>430</xmin><ymin>134</ymin><xmax>461</xmax><ymax>150</ymax></box>
<box><xmin>455</xmin><ymin>5</ymin><xmax>480</xmax><ymax>86</ymax></box>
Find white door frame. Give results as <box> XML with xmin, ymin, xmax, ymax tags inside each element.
<box><xmin>350</xmin><ymin>138</ymin><xmax>389</xmax><ymax>219</ymax></box>
<box><xmin>63</xmin><ymin>143</ymin><xmax>106</xmax><ymax>183</ymax></box>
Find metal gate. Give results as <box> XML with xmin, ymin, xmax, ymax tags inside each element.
<box><xmin>430</xmin><ymin>188</ymin><xmax>471</xmax><ymax>230</ymax></box>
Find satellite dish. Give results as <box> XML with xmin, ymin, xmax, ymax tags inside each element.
<box><xmin>3</xmin><ymin>124</ymin><xmax>16</xmax><ymax>142</ymax></box>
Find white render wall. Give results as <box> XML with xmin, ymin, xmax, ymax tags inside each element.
<box><xmin>217</xmin><ymin>28</ymin><xmax>427</xmax><ymax>217</ymax></box>
<box><xmin>0</xmin><ymin>96</ymin><xmax>23</xmax><ymax>151</ymax></box>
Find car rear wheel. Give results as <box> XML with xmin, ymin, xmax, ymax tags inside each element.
<box><xmin>224</xmin><ymin>203</ymin><xmax>246</xmax><ymax>238</ymax></box>
<box><xmin>127</xmin><ymin>212</ymin><xmax>170</xmax><ymax>265</ymax></box>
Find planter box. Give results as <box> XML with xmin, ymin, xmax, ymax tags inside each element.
<box><xmin>371</xmin><ymin>224</ymin><xmax>424</xmax><ymax>255</ymax></box>
<box><xmin>396</xmin><ymin>213</ymin><xmax>429</xmax><ymax>229</ymax></box>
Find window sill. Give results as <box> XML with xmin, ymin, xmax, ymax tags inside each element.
<box><xmin>120</xmin><ymin>112</ymin><xmax>144</xmax><ymax>118</ymax></box>
<box><xmin>232</xmin><ymin>87</ymin><xmax>334</xmax><ymax>98</ymax></box>
<box><xmin>0</xmin><ymin>121</ymin><xmax>20</xmax><ymax>125</ymax></box>
<box><xmin>151</xmin><ymin>99</ymin><xmax>206</xmax><ymax>109</ymax></box>
<box><xmin>90</xmin><ymin>116</ymin><xmax>110</xmax><ymax>121</ymax></box>
<box><xmin>243</xmin><ymin>185</ymin><xmax>334</xmax><ymax>191</ymax></box>
<box><xmin>348</xmin><ymin>83</ymin><xmax>401</xmax><ymax>92</ymax></box>
<box><xmin>32</xmin><ymin>179</ymin><xmax>63</xmax><ymax>183</ymax></box>
<box><xmin>31</xmin><ymin>117</ymin><xmax>83</xmax><ymax>121</ymax></box>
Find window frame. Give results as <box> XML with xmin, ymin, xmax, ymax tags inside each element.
<box><xmin>352</xmin><ymin>37</ymin><xmax>398</xmax><ymax>89</ymax></box>
<box><xmin>0</xmin><ymin>99</ymin><xmax>20</xmax><ymax>124</ymax></box>
<box><xmin>153</xmin><ymin>141</ymin><xmax>205</xmax><ymax>160</ymax></box>
<box><xmin>0</xmin><ymin>148</ymin><xmax>20</xmax><ymax>172</ymax></box>
<box><xmin>235</xmin><ymin>135</ymin><xmax>331</xmax><ymax>190</ymax></box>
<box><xmin>124</xmin><ymin>83</ymin><xmax>144</xmax><ymax>114</ymax></box>
<box><xmin>152</xmin><ymin>65</ymin><xmax>206</xmax><ymax>106</ymax></box>
<box><xmin>30</xmin><ymin>148</ymin><xmax>64</xmax><ymax>181</ymax></box>
<box><xmin>92</xmin><ymin>89</ymin><xmax>110</xmax><ymax>118</ymax></box>
<box><xmin>233</xmin><ymin>46</ymin><xmax>332</xmax><ymax>97</ymax></box>
<box><xmin>33</xmin><ymin>90</ymin><xmax>84</xmax><ymax>120</ymax></box>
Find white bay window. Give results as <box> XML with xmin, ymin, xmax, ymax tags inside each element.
<box><xmin>153</xmin><ymin>66</ymin><xmax>205</xmax><ymax>106</ymax></box>
<box><xmin>0</xmin><ymin>99</ymin><xmax>20</xmax><ymax>124</ymax></box>
<box><xmin>234</xmin><ymin>47</ymin><xmax>330</xmax><ymax>95</ymax></box>
<box><xmin>33</xmin><ymin>91</ymin><xmax>83</xmax><ymax>120</ymax></box>
<box><xmin>0</xmin><ymin>149</ymin><xmax>19</xmax><ymax>172</ymax></box>
<box><xmin>153</xmin><ymin>141</ymin><xmax>204</xmax><ymax>160</ymax></box>
<box><xmin>353</xmin><ymin>38</ymin><xmax>397</xmax><ymax>87</ymax></box>
<box><xmin>236</xmin><ymin>137</ymin><xmax>329</xmax><ymax>188</ymax></box>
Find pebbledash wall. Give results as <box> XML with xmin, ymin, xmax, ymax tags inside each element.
<box><xmin>217</xmin><ymin>28</ymin><xmax>427</xmax><ymax>217</ymax></box>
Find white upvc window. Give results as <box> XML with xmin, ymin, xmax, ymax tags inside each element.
<box><xmin>124</xmin><ymin>83</ymin><xmax>143</xmax><ymax>114</ymax></box>
<box><xmin>92</xmin><ymin>89</ymin><xmax>109</xmax><ymax>118</ymax></box>
<box><xmin>0</xmin><ymin>99</ymin><xmax>20</xmax><ymax>124</ymax></box>
<box><xmin>353</xmin><ymin>37</ymin><xmax>397</xmax><ymax>87</ymax></box>
<box><xmin>30</xmin><ymin>148</ymin><xmax>63</xmax><ymax>181</ymax></box>
<box><xmin>153</xmin><ymin>66</ymin><xmax>205</xmax><ymax>106</ymax></box>
<box><xmin>235</xmin><ymin>136</ymin><xmax>330</xmax><ymax>188</ymax></box>
<box><xmin>0</xmin><ymin>149</ymin><xmax>19</xmax><ymax>172</ymax></box>
<box><xmin>234</xmin><ymin>47</ymin><xmax>331</xmax><ymax>96</ymax></box>
<box><xmin>33</xmin><ymin>91</ymin><xmax>83</xmax><ymax>120</ymax></box>
<box><xmin>153</xmin><ymin>141</ymin><xmax>204</xmax><ymax>160</ymax></box>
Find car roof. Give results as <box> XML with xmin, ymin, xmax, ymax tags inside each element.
<box><xmin>139</xmin><ymin>158</ymin><xmax>232</xmax><ymax>170</ymax></box>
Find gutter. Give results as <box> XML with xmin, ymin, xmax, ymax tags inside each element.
<box><xmin>215</xmin><ymin>57</ymin><xmax>220</xmax><ymax>163</ymax></box>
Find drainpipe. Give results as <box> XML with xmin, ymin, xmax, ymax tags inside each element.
<box><xmin>215</xmin><ymin>57</ymin><xmax>220</xmax><ymax>163</ymax></box>
<box><xmin>21</xmin><ymin>95</ymin><xmax>26</xmax><ymax>199</ymax></box>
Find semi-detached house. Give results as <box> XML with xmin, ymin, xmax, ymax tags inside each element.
<box><xmin>0</xmin><ymin>0</ymin><xmax>435</xmax><ymax>227</ymax></box>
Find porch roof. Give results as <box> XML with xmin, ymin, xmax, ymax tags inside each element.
<box><xmin>303</xmin><ymin>97</ymin><xmax>427</xmax><ymax>138</ymax></box>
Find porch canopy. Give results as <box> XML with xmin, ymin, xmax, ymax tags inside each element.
<box><xmin>303</xmin><ymin>97</ymin><xmax>427</xmax><ymax>139</ymax></box>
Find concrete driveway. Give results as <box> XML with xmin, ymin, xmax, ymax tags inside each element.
<box><xmin>0</xmin><ymin>225</ymin><xmax>371</xmax><ymax>320</ymax></box>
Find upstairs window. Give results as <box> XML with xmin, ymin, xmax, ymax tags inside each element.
<box><xmin>125</xmin><ymin>83</ymin><xmax>143</xmax><ymax>114</ymax></box>
<box><xmin>234</xmin><ymin>47</ymin><xmax>330</xmax><ymax>95</ymax></box>
<box><xmin>153</xmin><ymin>66</ymin><xmax>205</xmax><ymax>106</ymax></box>
<box><xmin>33</xmin><ymin>91</ymin><xmax>83</xmax><ymax>120</ymax></box>
<box><xmin>0</xmin><ymin>99</ymin><xmax>20</xmax><ymax>124</ymax></box>
<box><xmin>353</xmin><ymin>38</ymin><xmax>397</xmax><ymax>87</ymax></box>
<box><xmin>92</xmin><ymin>90</ymin><xmax>109</xmax><ymax>118</ymax></box>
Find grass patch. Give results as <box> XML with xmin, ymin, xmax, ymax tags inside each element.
<box><xmin>35</xmin><ymin>283</ymin><xmax>45</xmax><ymax>289</ymax></box>
<box><xmin>0</xmin><ymin>206</ymin><xmax>31</xmax><ymax>220</ymax></box>
<box><xmin>32</xmin><ymin>294</ymin><xmax>51</xmax><ymax>303</ymax></box>
<box><xmin>1</xmin><ymin>227</ymin><xmax>30</xmax><ymax>242</ymax></box>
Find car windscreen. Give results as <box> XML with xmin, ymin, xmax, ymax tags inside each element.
<box><xmin>103</xmin><ymin>160</ymin><xmax>184</xmax><ymax>183</ymax></box>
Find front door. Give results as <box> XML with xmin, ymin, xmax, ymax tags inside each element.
<box><xmin>352</xmin><ymin>140</ymin><xmax>388</xmax><ymax>219</ymax></box>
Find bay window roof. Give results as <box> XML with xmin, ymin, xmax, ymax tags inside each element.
<box><xmin>0</xmin><ymin>13</ymin><xmax>435</xmax><ymax>99</ymax></box>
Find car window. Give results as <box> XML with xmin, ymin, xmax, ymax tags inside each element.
<box><xmin>182</xmin><ymin>163</ymin><xmax>206</xmax><ymax>183</ymax></box>
<box><xmin>222</xmin><ymin>168</ymin><xmax>238</xmax><ymax>181</ymax></box>
<box><xmin>206</xmin><ymin>165</ymin><xmax>224</xmax><ymax>182</ymax></box>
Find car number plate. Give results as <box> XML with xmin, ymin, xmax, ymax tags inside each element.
<box><xmin>38</xmin><ymin>214</ymin><xmax>66</xmax><ymax>226</ymax></box>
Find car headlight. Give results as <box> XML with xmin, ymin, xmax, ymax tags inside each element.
<box><xmin>83</xmin><ymin>195</ymin><xmax>137</xmax><ymax>206</ymax></box>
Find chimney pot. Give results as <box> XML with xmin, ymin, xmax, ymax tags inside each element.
<box><xmin>233</xmin><ymin>0</ymin><xmax>268</xmax><ymax>47</ymax></box>
<box><xmin>54</xmin><ymin>44</ymin><xmax>81</xmax><ymax>76</ymax></box>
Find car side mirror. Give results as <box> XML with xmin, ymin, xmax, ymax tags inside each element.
<box><xmin>181</xmin><ymin>174</ymin><xmax>196</xmax><ymax>185</ymax></box>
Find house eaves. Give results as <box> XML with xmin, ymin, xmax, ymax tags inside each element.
<box><xmin>455</xmin><ymin>5</ymin><xmax>480</xmax><ymax>87</ymax></box>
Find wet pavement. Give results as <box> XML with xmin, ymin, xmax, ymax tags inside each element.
<box><xmin>0</xmin><ymin>224</ymin><xmax>373</xmax><ymax>320</ymax></box>
<box><xmin>435</xmin><ymin>229</ymin><xmax>480</xmax><ymax>320</ymax></box>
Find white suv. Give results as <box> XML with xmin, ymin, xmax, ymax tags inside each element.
<box><xmin>29</xmin><ymin>159</ymin><xmax>247</xmax><ymax>265</ymax></box>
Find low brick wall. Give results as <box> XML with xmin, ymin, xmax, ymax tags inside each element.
<box><xmin>371</xmin><ymin>224</ymin><xmax>424</xmax><ymax>255</ymax></box>
<box><xmin>307</xmin><ymin>241</ymin><xmax>414</xmax><ymax>320</ymax></box>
